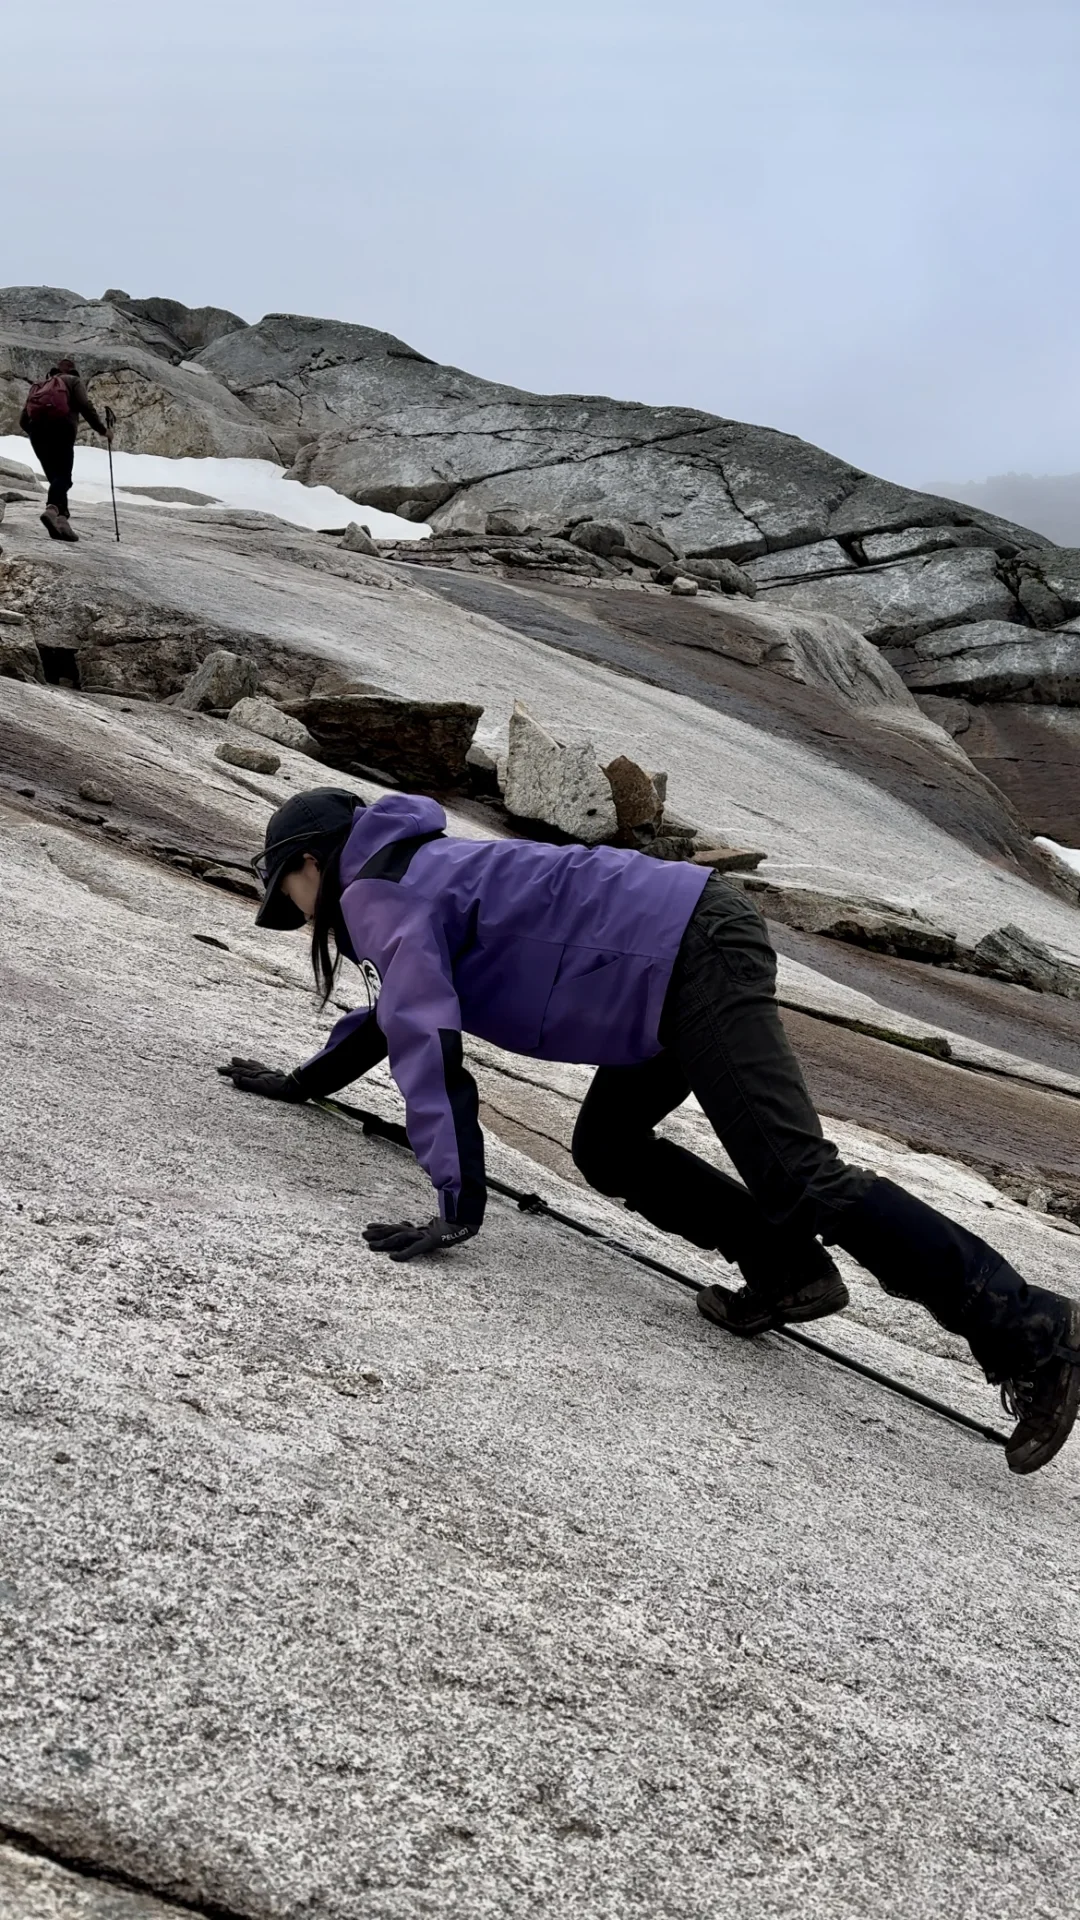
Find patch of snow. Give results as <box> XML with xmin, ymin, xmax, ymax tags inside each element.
<box><xmin>1036</xmin><ymin>835</ymin><xmax>1080</xmax><ymax>879</ymax></box>
<box><xmin>0</xmin><ymin>436</ymin><xmax>430</xmax><ymax>541</ymax></box>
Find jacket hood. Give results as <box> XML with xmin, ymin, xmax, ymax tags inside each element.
<box><xmin>339</xmin><ymin>792</ymin><xmax>447</xmax><ymax>887</ymax></box>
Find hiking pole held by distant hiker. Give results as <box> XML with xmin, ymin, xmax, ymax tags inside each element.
<box><xmin>105</xmin><ymin>407</ymin><xmax>120</xmax><ymax>542</ymax></box>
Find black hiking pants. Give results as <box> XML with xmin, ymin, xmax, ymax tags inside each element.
<box><xmin>27</xmin><ymin>422</ymin><xmax>77</xmax><ymax>517</ymax></box>
<box><xmin>572</xmin><ymin>875</ymin><xmax>1069</xmax><ymax>1381</ymax></box>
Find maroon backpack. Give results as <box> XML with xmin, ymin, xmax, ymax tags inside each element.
<box><xmin>24</xmin><ymin>374</ymin><xmax>72</xmax><ymax>422</ymax></box>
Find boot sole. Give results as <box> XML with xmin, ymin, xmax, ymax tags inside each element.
<box><xmin>41</xmin><ymin>512</ymin><xmax>63</xmax><ymax>540</ymax></box>
<box><xmin>697</xmin><ymin>1279</ymin><xmax>849</xmax><ymax>1339</ymax></box>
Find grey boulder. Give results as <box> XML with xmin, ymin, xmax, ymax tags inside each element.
<box><xmin>569</xmin><ymin>520</ymin><xmax>678</xmax><ymax>569</ymax></box>
<box><xmin>0</xmin><ymin>455</ymin><xmax>43</xmax><ymax>490</ymax></box>
<box><xmin>680</xmin><ymin>556</ymin><xmax>757</xmax><ymax>596</ymax></box>
<box><xmin>969</xmin><ymin>923</ymin><xmax>1080</xmax><ymax>1000</ymax></box>
<box><xmin>119</xmin><ymin>484</ymin><xmax>222</xmax><ymax>506</ymax></box>
<box><xmin>214</xmin><ymin>739</ymin><xmax>281</xmax><ymax>776</ymax></box>
<box><xmin>485</xmin><ymin>504</ymin><xmax>537</xmax><ymax>535</ymax></box>
<box><xmin>227</xmin><ymin>696</ymin><xmax>319</xmax><ymax>755</ymax></box>
<box><xmin>283</xmin><ymin>692</ymin><xmax>483</xmax><ymax>789</ymax></box>
<box><xmin>0</xmin><ymin>633</ymin><xmax>44</xmax><ymax>682</ymax></box>
<box><xmin>692</xmin><ymin>845</ymin><xmax>767</xmax><ymax>872</ymax></box>
<box><xmin>176</xmin><ymin>648</ymin><xmax>259</xmax><ymax>713</ymax></box>
<box><xmin>339</xmin><ymin>522</ymin><xmax>381</xmax><ymax>556</ymax></box>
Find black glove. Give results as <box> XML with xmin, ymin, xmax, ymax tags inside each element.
<box><xmin>217</xmin><ymin>1057</ymin><xmax>308</xmax><ymax>1101</ymax></box>
<box><xmin>363</xmin><ymin>1217</ymin><xmax>479</xmax><ymax>1262</ymax></box>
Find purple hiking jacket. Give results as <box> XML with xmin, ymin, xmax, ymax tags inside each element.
<box><xmin>296</xmin><ymin>794</ymin><xmax>711</xmax><ymax>1225</ymax></box>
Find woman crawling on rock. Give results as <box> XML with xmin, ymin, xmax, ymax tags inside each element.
<box><xmin>220</xmin><ymin>786</ymin><xmax>1080</xmax><ymax>1477</ymax></box>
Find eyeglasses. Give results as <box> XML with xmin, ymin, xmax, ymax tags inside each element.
<box><xmin>249</xmin><ymin>830</ymin><xmax>314</xmax><ymax>888</ymax></box>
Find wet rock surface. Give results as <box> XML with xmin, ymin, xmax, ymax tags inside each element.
<box><xmin>923</xmin><ymin>700</ymin><xmax>1080</xmax><ymax>844</ymax></box>
<box><xmin>771</xmin><ymin>919</ymin><xmax>1080</xmax><ymax>1082</ymax></box>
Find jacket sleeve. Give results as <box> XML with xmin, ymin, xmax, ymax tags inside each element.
<box><xmin>353</xmin><ymin>894</ymin><xmax>486</xmax><ymax>1226</ymax></box>
<box><xmin>69</xmin><ymin>377</ymin><xmax>108</xmax><ymax>436</ymax></box>
<box><xmin>292</xmin><ymin>1006</ymin><xmax>389</xmax><ymax>1099</ymax></box>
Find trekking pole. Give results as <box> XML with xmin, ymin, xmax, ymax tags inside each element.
<box><xmin>104</xmin><ymin>407</ymin><xmax>120</xmax><ymax>542</ymax></box>
<box><xmin>314</xmin><ymin>1095</ymin><xmax>1011</xmax><ymax>1449</ymax></box>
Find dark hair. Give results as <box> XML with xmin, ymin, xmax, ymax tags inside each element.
<box><xmin>309</xmin><ymin>834</ymin><xmax>350</xmax><ymax>1006</ymax></box>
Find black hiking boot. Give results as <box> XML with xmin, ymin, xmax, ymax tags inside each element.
<box><xmin>41</xmin><ymin>505</ymin><xmax>63</xmax><ymax>540</ymax></box>
<box><xmin>55</xmin><ymin>514</ymin><xmax>79</xmax><ymax>543</ymax></box>
<box><xmin>1000</xmin><ymin>1300</ymin><xmax>1080</xmax><ymax>1475</ymax></box>
<box><xmin>697</xmin><ymin>1262</ymin><xmax>849</xmax><ymax>1338</ymax></box>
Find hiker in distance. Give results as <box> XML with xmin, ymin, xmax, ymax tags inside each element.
<box><xmin>220</xmin><ymin>785</ymin><xmax>1080</xmax><ymax>1477</ymax></box>
<box><xmin>19</xmin><ymin>357</ymin><xmax>112</xmax><ymax>542</ymax></box>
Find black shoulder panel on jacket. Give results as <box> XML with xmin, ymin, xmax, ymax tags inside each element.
<box><xmin>356</xmin><ymin>830</ymin><xmax>445</xmax><ymax>884</ymax></box>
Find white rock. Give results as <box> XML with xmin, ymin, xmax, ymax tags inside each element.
<box><xmin>502</xmin><ymin>701</ymin><xmax>618</xmax><ymax>843</ymax></box>
<box><xmin>228</xmin><ymin>695</ymin><xmax>318</xmax><ymax>755</ymax></box>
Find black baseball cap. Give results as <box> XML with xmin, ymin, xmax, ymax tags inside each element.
<box><xmin>253</xmin><ymin>787</ymin><xmax>363</xmax><ymax>929</ymax></box>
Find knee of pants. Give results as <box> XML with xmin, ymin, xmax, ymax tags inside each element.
<box><xmin>571</xmin><ymin>1112</ymin><xmax>629</xmax><ymax>1197</ymax></box>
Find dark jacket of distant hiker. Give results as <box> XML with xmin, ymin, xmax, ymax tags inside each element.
<box><xmin>20</xmin><ymin>364</ymin><xmax>108</xmax><ymax>522</ymax></box>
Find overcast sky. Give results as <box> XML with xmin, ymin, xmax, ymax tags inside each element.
<box><xmin>7</xmin><ymin>0</ymin><xmax>1078</xmax><ymax>486</ymax></box>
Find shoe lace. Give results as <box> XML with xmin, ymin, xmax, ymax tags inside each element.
<box><xmin>1000</xmin><ymin>1376</ymin><xmax>1035</xmax><ymax>1423</ymax></box>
